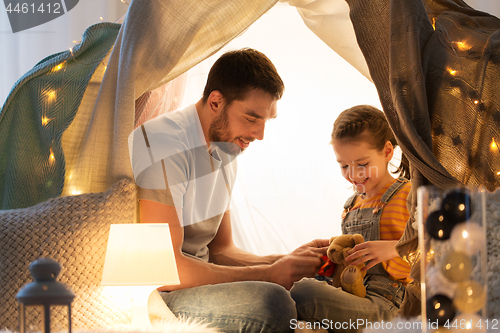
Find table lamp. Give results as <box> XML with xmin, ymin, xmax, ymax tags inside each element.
<box><xmin>101</xmin><ymin>223</ymin><xmax>180</xmax><ymax>327</ymax></box>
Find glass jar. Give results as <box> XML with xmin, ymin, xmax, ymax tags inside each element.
<box><xmin>418</xmin><ymin>186</ymin><xmax>487</xmax><ymax>332</ymax></box>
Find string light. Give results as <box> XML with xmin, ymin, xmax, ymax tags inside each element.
<box><xmin>120</xmin><ymin>0</ymin><xmax>129</xmax><ymax>5</ymax></box>
<box><xmin>53</xmin><ymin>62</ymin><xmax>66</xmax><ymax>72</ymax></box>
<box><xmin>447</xmin><ymin>67</ymin><xmax>457</xmax><ymax>76</ymax></box>
<box><xmin>41</xmin><ymin>116</ymin><xmax>50</xmax><ymax>126</ymax></box>
<box><xmin>71</xmin><ymin>189</ymin><xmax>82</xmax><ymax>196</ymax></box>
<box><xmin>49</xmin><ymin>148</ymin><xmax>55</xmax><ymax>165</ymax></box>
<box><xmin>453</xmin><ymin>41</ymin><xmax>472</xmax><ymax>51</ymax></box>
<box><xmin>432</xmin><ymin>17</ymin><xmax>436</xmax><ymax>30</ymax></box>
<box><xmin>100</xmin><ymin>17</ymin><xmax>104</xmax><ymax>21</ymax></box>
<box><xmin>491</xmin><ymin>138</ymin><xmax>499</xmax><ymax>152</ymax></box>
<box><xmin>491</xmin><ymin>139</ymin><xmax>499</xmax><ymax>177</ymax></box>
<box><xmin>46</xmin><ymin>90</ymin><xmax>57</xmax><ymax>102</ymax></box>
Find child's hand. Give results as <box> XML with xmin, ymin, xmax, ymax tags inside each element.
<box><xmin>344</xmin><ymin>240</ymin><xmax>399</xmax><ymax>271</ymax></box>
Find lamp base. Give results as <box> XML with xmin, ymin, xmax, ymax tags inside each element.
<box><xmin>129</xmin><ymin>286</ymin><xmax>158</xmax><ymax>327</ymax></box>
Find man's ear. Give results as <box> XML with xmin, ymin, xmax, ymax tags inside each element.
<box><xmin>207</xmin><ymin>90</ymin><xmax>225</xmax><ymax>116</ymax></box>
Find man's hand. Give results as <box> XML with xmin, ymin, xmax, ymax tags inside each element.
<box><xmin>345</xmin><ymin>240</ymin><xmax>398</xmax><ymax>271</ymax></box>
<box><xmin>267</xmin><ymin>239</ymin><xmax>329</xmax><ymax>290</ymax></box>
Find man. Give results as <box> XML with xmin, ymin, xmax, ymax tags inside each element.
<box><xmin>129</xmin><ymin>48</ymin><xmax>328</xmax><ymax>332</ymax></box>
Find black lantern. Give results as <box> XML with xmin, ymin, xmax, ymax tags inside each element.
<box><xmin>16</xmin><ymin>258</ymin><xmax>75</xmax><ymax>333</ymax></box>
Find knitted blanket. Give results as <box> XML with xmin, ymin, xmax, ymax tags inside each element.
<box><xmin>0</xmin><ymin>23</ymin><xmax>120</xmax><ymax>210</ymax></box>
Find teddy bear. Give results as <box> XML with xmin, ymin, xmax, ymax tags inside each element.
<box><xmin>319</xmin><ymin>234</ymin><xmax>367</xmax><ymax>298</ymax></box>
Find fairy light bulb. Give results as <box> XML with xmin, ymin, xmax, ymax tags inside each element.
<box><xmin>441</xmin><ymin>188</ymin><xmax>473</xmax><ymax>223</ymax></box>
<box><xmin>454</xmin><ymin>280</ymin><xmax>486</xmax><ymax>314</ymax></box>
<box><xmin>454</xmin><ymin>41</ymin><xmax>472</xmax><ymax>51</ymax></box>
<box><xmin>426</xmin><ymin>210</ymin><xmax>454</xmax><ymax>240</ymax></box>
<box><xmin>71</xmin><ymin>189</ymin><xmax>82</xmax><ymax>196</ymax></box>
<box><xmin>450</xmin><ymin>222</ymin><xmax>484</xmax><ymax>255</ymax></box>
<box><xmin>427</xmin><ymin>247</ymin><xmax>435</xmax><ymax>263</ymax></box>
<box><xmin>432</xmin><ymin>17</ymin><xmax>436</xmax><ymax>30</ymax></box>
<box><xmin>447</xmin><ymin>68</ymin><xmax>457</xmax><ymax>76</ymax></box>
<box><xmin>53</xmin><ymin>63</ymin><xmax>64</xmax><ymax>72</ymax></box>
<box><xmin>426</xmin><ymin>294</ymin><xmax>456</xmax><ymax>326</ymax></box>
<box><xmin>440</xmin><ymin>251</ymin><xmax>472</xmax><ymax>283</ymax></box>
<box><xmin>491</xmin><ymin>138</ymin><xmax>498</xmax><ymax>152</ymax></box>
<box><xmin>46</xmin><ymin>90</ymin><xmax>56</xmax><ymax>102</ymax></box>
<box><xmin>41</xmin><ymin>116</ymin><xmax>50</xmax><ymax>126</ymax></box>
<box><xmin>49</xmin><ymin>148</ymin><xmax>55</xmax><ymax>164</ymax></box>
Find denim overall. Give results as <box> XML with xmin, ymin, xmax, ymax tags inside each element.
<box><xmin>341</xmin><ymin>177</ymin><xmax>408</xmax><ymax>309</ymax></box>
<box><xmin>291</xmin><ymin>178</ymin><xmax>409</xmax><ymax>332</ymax></box>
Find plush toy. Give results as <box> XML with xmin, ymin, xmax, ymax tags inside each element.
<box><xmin>319</xmin><ymin>234</ymin><xmax>367</xmax><ymax>298</ymax></box>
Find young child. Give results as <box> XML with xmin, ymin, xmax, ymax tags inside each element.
<box><xmin>291</xmin><ymin>105</ymin><xmax>411</xmax><ymax>332</ymax></box>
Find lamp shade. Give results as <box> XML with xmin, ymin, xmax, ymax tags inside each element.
<box><xmin>101</xmin><ymin>224</ymin><xmax>180</xmax><ymax>286</ymax></box>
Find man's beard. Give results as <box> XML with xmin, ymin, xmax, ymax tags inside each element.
<box><xmin>208</xmin><ymin>105</ymin><xmax>242</xmax><ymax>156</ymax></box>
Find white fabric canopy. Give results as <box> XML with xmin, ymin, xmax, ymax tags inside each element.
<box><xmin>1</xmin><ymin>0</ymin><xmax>499</xmax><ymax>256</ymax></box>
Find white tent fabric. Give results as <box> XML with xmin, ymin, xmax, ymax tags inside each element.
<box><xmin>57</xmin><ymin>0</ymin><xmax>378</xmax><ymax>256</ymax></box>
<box><xmin>283</xmin><ymin>0</ymin><xmax>370</xmax><ymax>80</ymax></box>
<box><xmin>61</xmin><ymin>0</ymin><xmax>278</xmax><ymax>196</ymax></box>
<box><xmin>177</xmin><ymin>3</ymin><xmax>383</xmax><ymax>255</ymax></box>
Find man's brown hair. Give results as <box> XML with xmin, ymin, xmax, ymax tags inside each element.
<box><xmin>203</xmin><ymin>48</ymin><xmax>284</xmax><ymax>105</ymax></box>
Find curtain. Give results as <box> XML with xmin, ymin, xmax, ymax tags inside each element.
<box><xmin>346</xmin><ymin>0</ymin><xmax>500</xmax><ymax>316</ymax></box>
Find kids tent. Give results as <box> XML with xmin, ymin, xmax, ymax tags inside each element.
<box><xmin>1</xmin><ymin>0</ymin><xmax>500</xmax><ymax>319</ymax></box>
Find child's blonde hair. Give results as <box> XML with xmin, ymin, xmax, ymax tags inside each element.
<box><xmin>331</xmin><ymin>105</ymin><xmax>410</xmax><ymax>179</ymax></box>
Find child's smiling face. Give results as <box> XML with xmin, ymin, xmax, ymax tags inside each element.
<box><xmin>332</xmin><ymin>138</ymin><xmax>395</xmax><ymax>199</ymax></box>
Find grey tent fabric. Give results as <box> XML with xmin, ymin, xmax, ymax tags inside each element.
<box><xmin>0</xmin><ymin>23</ymin><xmax>120</xmax><ymax>209</ymax></box>
<box><xmin>346</xmin><ymin>0</ymin><xmax>500</xmax><ymax>317</ymax></box>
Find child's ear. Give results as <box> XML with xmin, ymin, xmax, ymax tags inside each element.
<box><xmin>384</xmin><ymin>141</ymin><xmax>394</xmax><ymax>161</ymax></box>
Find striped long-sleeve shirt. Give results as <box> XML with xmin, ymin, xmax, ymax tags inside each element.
<box><xmin>352</xmin><ymin>179</ymin><xmax>412</xmax><ymax>285</ymax></box>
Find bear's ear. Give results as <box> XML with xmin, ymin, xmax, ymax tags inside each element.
<box><xmin>328</xmin><ymin>246</ymin><xmax>344</xmax><ymax>264</ymax></box>
<box><xmin>329</xmin><ymin>236</ymin><xmax>337</xmax><ymax>245</ymax></box>
<box><xmin>352</xmin><ymin>234</ymin><xmax>364</xmax><ymax>245</ymax></box>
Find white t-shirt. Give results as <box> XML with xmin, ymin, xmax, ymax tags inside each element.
<box><xmin>128</xmin><ymin>104</ymin><xmax>237</xmax><ymax>261</ymax></box>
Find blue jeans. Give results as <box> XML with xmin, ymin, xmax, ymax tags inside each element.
<box><xmin>160</xmin><ymin>281</ymin><xmax>296</xmax><ymax>333</ymax></box>
<box><xmin>291</xmin><ymin>274</ymin><xmax>405</xmax><ymax>333</ymax></box>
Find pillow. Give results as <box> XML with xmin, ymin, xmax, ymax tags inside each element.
<box><xmin>0</xmin><ymin>178</ymin><xmax>137</xmax><ymax>330</ymax></box>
